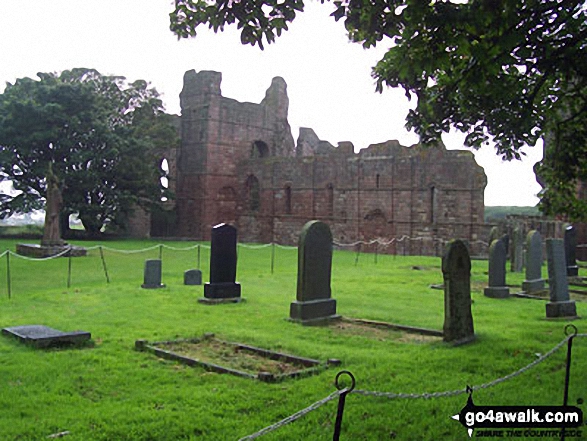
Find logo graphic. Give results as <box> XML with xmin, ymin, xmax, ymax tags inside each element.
<box><xmin>451</xmin><ymin>388</ymin><xmax>583</xmax><ymax>438</ymax></box>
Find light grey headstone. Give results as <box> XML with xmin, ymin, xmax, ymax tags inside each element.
<box><xmin>488</xmin><ymin>226</ymin><xmax>500</xmax><ymax>248</ymax></box>
<box><xmin>522</xmin><ymin>230</ymin><xmax>545</xmax><ymax>293</ymax></box>
<box><xmin>141</xmin><ymin>259</ymin><xmax>165</xmax><ymax>289</ymax></box>
<box><xmin>545</xmin><ymin>239</ymin><xmax>577</xmax><ymax>318</ymax></box>
<box><xmin>184</xmin><ymin>269</ymin><xmax>202</xmax><ymax>285</ymax></box>
<box><xmin>564</xmin><ymin>225</ymin><xmax>579</xmax><ymax>277</ymax></box>
<box><xmin>511</xmin><ymin>227</ymin><xmax>524</xmax><ymax>273</ymax></box>
<box><xmin>442</xmin><ymin>240</ymin><xmax>475</xmax><ymax>345</ymax></box>
<box><xmin>290</xmin><ymin>220</ymin><xmax>339</xmax><ymax>324</ymax></box>
<box><xmin>484</xmin><ymin>239</ymin><xmax>510</xmax><ymax>298</ymax></box>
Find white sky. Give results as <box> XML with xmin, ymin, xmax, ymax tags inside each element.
<box><xmin>0</xmin><ymin>0</ymin><xmax>543</xmax><ymax>206</ymax></box>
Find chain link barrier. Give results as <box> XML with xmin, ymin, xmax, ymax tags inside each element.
<box><xmin>239</xmin><ymin>334</ymin><xmax>586</xmax><ymax>439</ymax></box>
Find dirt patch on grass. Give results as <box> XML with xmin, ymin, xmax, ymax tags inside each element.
<box><xmin>331</xmin><ymin>321</ymin><xmax>440</xmax><ymax>343</ymax></box>
<box><xmin>157</xmin><ymin>339</ymin><xmax>310</xmax><ymax>376</ymax></box>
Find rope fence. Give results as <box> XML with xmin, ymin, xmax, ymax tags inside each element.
<box><xmin>239</xmin><ymin>333</ymin><xmax>587</xmax><ymax>440</ymax></box>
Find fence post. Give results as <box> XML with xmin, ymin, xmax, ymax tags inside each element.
<box><xmin>197</xmin><ymin>244</ymin><xmax>201</xmax><ymax>269</ymax></box>
<box><xmin>6</xmin><ymin>252</ymin><xmax>11</xmax><ymax>299</ymax></box>
<box><xmin>333</xmin><ymin>371</ymin><xmax>356</xmax><ymax>441</ymax></box>
<box><xmin>354</xmin><ymin>244</ymin><xmax>361</xmax><ymax>267</ymax></box>
<box><xmin>99</xmin><ymin>246</ymin><xmax>110</xmax><ymax>284</ymax></box>
<box><xmin>561</xmin><ymin>325</ymin><xmax>578</xmax><ymax>441</ymax></box>
<box><xmin>271</xmin><ymin>243</ymin><xmax>275</xmax><ymax>275</ymax></box>
<box><xmin>67</xmin><ymin>253</ymin><xmax>72</xmax><ymax>288</ymax></box>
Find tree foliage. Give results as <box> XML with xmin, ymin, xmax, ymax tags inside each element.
<box><xmin>0</xmin><ymin>68</ymin><xmax>178</xmax><ymax>234</ymax></box>
<box><xmin>170</xmin><ymin>0</ymin><xmax>587</xmax><ymax>220</ymax></box>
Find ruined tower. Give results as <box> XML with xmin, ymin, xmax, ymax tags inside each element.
<box><xmin>176</xmin><ymin>70</ymin><xmax>295</xmax><ymax>239</ymax></box>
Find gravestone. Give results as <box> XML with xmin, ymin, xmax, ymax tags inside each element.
<box><xmin>184</xmin><ymin>269</ymin><xmax>202</xmax><ymax>286</ymax></box>
<box><xmin>501</xmin><ymin>233</ymin><xmax>510</xmax><ymax>258</ymax></box>
<box><xmin>522</xmin><ymin>230</ymin><xmax>546</xmax><ymax>294</ymax></box>
<box><xmin>290</xmin><ymin>220</ymin><xmax>339</xmax><ymax>324</ymax></box>
<box><xmin>2</xmin><ymin>325</ymin><xmax>91</xmax><ymax>348</ymax></box>
<box><xmin>141</xmin><ymin>259</ymin><xmax>165</xmax><ymax>289</ymax></box>
<box><xmin>484</xmin><ymin>239</ymin><xmax>510</xmax><ymax>298</ymax></box>
<box><xmin>442</xmin><ymin>240</ymin><xmax>475</xmax><ymax>345</ymax></box>
<box><xmin>510</xmin><ymin>227</ymin><xmax>524</xmax><ymax>273</ymax></box>
<box><xmin>564</xmin><ymin>225</ymin><xmax>579</xmax><ymax>277</ymax></box>
<box><xmin>545</xmin><ymin>239</ymin><xmax>577</xmax><ymax>318</ymax></box>
<box><xmin>200</xmin><ymin>223</ymin><xmax>242</xmax><ymax>303</ymax></box>
<box><xmin>488</xmin><ymin>226</ymin><xmax>500</xmax><ymax>248</ymax></box>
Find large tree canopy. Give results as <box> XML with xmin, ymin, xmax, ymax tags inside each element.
<box><xmin>170</xmin><ymin>0</ymin><xmax>587</xmax><ymax>220</ymax></box>
<box><xmin>0</xmin><ymin>68</ymin><xmax>177</xmax><ymax>234</ymax></box>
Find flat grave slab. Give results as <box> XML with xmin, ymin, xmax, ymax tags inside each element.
<box><xmin>136</xmin><ymin>333</ymin><xmax>334</xmax><ymax>382</ymax></box>
<box><xmin>2</xmin><ymin>325</ymin><xmax>91</xmax><ymax>348</ymax></box>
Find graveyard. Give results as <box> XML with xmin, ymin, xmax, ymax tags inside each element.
<box><xmin>0</xmin><ymin>236</ymin><xmax>586</xmax><ymax>440</ymax></box>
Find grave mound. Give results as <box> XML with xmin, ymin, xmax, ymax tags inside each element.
<box><xmin>136</xmin><ymin>334</ymin><xmax>333</xmax><ymax>382</ymax></box>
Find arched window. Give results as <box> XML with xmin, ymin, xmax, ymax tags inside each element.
<box><xmin>327</xmin><ymin>183</ymin><xmax>334</xmax><ymax>217</ymax></box>
<box><xmin>251</xmin><ymin>141</ymin><xmax>269</xmax><ymax>158</ymax></box>
<box><xmin>246</xmin><ymin>175</ymin><xmax>260</xmax><ymax>211</ymax></box>
<box><xmin>284</xmin><ymin>185</ymin><xmax>292</xmax><ymax>214</ymax></box>
<box><xmin>160</xmin><ymin>158</ymin><xmax>169</xmax><ymax>202</ymax></box>
<box><xmin>430</xmin><ymin>186</ymin><xmax>436</xmax><ymax>224</ymax></box>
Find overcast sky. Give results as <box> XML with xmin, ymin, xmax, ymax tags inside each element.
<box><xmin>0</xmin><ymin>0</ymin><xmax>543</xmax><ymax>206</ymax></box>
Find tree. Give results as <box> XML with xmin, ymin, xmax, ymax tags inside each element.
<box><xmin>170</xmin><ymin>0</ymin><xmax>587</xmax><ymax>220</ymax></box>
<box><xmin>0</xmin><ymin>68</ymin><xmax>177</xmax><ymax>235</ymax></box>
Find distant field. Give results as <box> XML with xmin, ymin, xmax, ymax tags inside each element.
<box><xmin>0</xmin><ymin>238</ymin><xmax>585</xmax><ymax>440</ymax></box>
<box><xmin>485</xmin><ymin>206</ymin><xmax>541</xmax><ymax>222</ymax></box>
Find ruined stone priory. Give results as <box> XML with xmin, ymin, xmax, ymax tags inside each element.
<box><xmin>135</xmin><ymin>70</ymin><xmax>487</xmax><ymax>255</ymax></box>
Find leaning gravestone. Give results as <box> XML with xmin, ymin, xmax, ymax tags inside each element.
<box><xmin>141</xmin><ymin>259</ymin><xmax>165</xmax><ymax>289</ymax></box>
<box><xmin>510</xmin><ymin>227</ymin><xmax>524</xmax><ymax>273</ymax></box>
<box><xmin>290</xmin><ymin>220</ymin><xmax>339</xmax><ymax>324</ymax></box>
<box><xmin>545</xmin><ymin>239</ymin><xmax>577</xmax><ymax>319</ymax></box>
<box><xmin>484</xmin><ymin>239</ymin><xmax>510</xmax><ymax>298</ymax></box>
<box><xmin>522</xmin><ymin>230</ymin><xmax>545</xmax><ymax>294</ymax></box>
<box><xmin>442</xmin><ymin>240</ymin><xmax>475</xmax><ymax>345</ymax></box>
<box><xmin>200</xmin><ymin>223</ymin><xmax>242</xmax><ymax>303</ymax></box>
<box><xmin>184</xmin><ymin>269</ymin><xmax>202</xmax><ymax>286</ymax></box>
<box><xmin>564</xmin><ymin>225</ymin><xmax>579</xmax><ymax>277</ymax></box>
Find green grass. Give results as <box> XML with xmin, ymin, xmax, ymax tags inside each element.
<box><xmin>0</xmin><ymin>239</ymin><xmax>585</xmax><ymax>440</ymax></box>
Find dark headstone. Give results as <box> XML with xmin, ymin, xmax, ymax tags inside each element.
<box><xmin>510</xmin><ymin>227</ymin><xmax>524</xmax><ymax>273</ymax></box>
<box><xmin>201</xmin><ymin>223</ymin><xmax>242</xmax><ymax>303</ymax></box>
<box><xmin>501</xmin><ymin>233</ymin><xmax>510</xmax><ymax>257</ymax></box>
<box><xmin>184</xmin><ymin>269</ymin><xmax>202</xmax><ymax>286</ymax></box>
<box><xmin>484</xmin><ymin>239</ymin><xmax>510</xmax><ymax>298</ymax></box>
<box><xmin>290</xmin><ymin>220</ymin><xmax>339</xmax><ymax>324</ymax></box>
<box><xmin>564</xmin><ymin>225</ymin><xmax>579</xmax><ymax>277</ymax></box>
<box><xmin>545</xmin><ymin>239</ymin><xmax>577</xmax><ymax>318</ymax></box>
<box><xmin>2</xmin><ymin>325</ymin><xmax>91</xmax><ymax>348</ymax></box>
<box><xmin>522</xmin><ymin>230</ymin><xmax>545</xmax><ymax>293</ymax></box>
<box><xmin>442</xmin><ymin>240</ymin><xmax>475</xmax><ymax>345</ymax></box>
<box><xmin>141</xmin><ymin>259</ymin><xmax>165</xmax><ymax>289</ymax></box>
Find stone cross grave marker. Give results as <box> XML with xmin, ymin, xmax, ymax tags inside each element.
<box><xmin>200</xmin><ymin>223</ymin><xmax>242</xmax><ymax>303</ymax></box>
<box><xmin>522</xmin><ymin>230</ymin><xmax>545</xmax><ymax>294</ymax></box>
<box><xmin>141</xmin><ymin>259</ymin><xmax>165</xmax><ymax>289</ymax></box>
<box><xmin>484</xmin><ymin>239</ymin><xmax>510</xmax><ymax>298</ymax></box>
<box><xmin>184</xmin><ymin>269</ymin><xmax>202</xmax><ymax>286</ymax></box>
<box><xmin>564</xmin><ymin>225</ymin><xmax>579</xmax><ymax>277</ymax></box>
<box><xmin>442</xmin><ymin>239</ymin><xmax>475</xmax><ymax>345</ymax></box>
<box><xmin>290</xmin><ymin>220</ymin><xmax>339</xmax><ymax>324</ymax></box>
<box><xmin>545</xmin><ymin>239</ymin><xmax>577</xmax><ymax>319</ymax></box>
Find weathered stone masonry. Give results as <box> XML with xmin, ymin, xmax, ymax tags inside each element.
<box><xmin>154</xmin><ymin>70</ymin><xmax>487</xmax><ymax>255</ymax></box>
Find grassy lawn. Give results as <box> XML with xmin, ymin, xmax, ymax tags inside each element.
<box><xmin>0</xmin><ymin>238</ymin><xmax>585</xmax><ymax>440</ymax></box>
